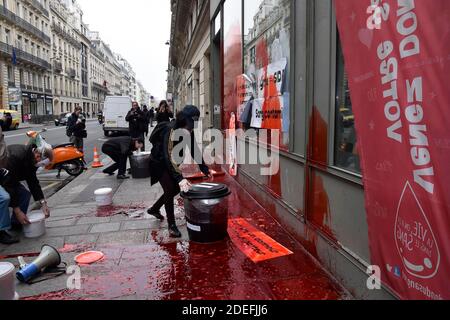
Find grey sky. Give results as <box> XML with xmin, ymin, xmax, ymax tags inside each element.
<box><xmin>77</xmin><ymin>0</ymin><xmax>171</xmax><ymax>99</ymax></box>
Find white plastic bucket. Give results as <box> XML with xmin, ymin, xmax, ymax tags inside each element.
<box><xmin>23</xmin><ymin>211</ymin><xmax>46</xmax><ymax>238</ymax></box>
<box><xmin>0</xmin><ymin>262</ymin><xmax>16</xmax><ymax>300</ymax></box>
<box><xmin>95</xmin><ymin>188</ymin><xmax>113</xmax><ymax>207</ymax></box>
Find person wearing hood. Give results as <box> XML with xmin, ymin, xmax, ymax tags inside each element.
<box><xmin>148</xmin><ymin>105</ymin><xmax>210</xmax><ymax>238</ymax></box>
<box><xmin>2</xmin><ymin>143</ymin><xmax>52</xmax><ymax>235</ymax></box>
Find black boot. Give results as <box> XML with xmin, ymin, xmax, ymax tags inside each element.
<box><xmin>0</xmin><ymin>231</ymin><xmax>20</xmax><ymax>245</ymax></box>
<box><xmin>147</xmin><ymin>208</ymin><xmax>165</xmax><ymax>221</ymax></box>
<box><xmin>169</xmin><ymin>225</ymin><xmax>182</xmax><ymax>238</ymax></box>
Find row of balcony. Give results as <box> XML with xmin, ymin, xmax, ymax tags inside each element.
<box><xmin>53</xmin><ymin>62</ymin><xmax>77</xmax><ymax>78</ymax></box>
<box><xmin>51</xmin><ymin>22</ymin><xmax>82</xmax><ymax>49</ymax></box>
<box><xmin>0</xmin><ymin>41</ymin><xmax>51</xmax><ymax>70</ymax></box>
<box><xmin>0</xmin><ymin>5</ymin><xmax>51</xmax><ymax>45</ymax></box>
<box><xmin>92</xmin><ymin>81</ymin><xmax>108</xmax><ymax>93</ymax></box>
<box><xmin>53</xmin><ymin>89</ymin><xmax>83</xmax><ymax>99</ymax></box>
<box><xmin>25</xmin><ymin>0</ymin><xmax>50</xmax><ymax>17</ymax></box>
<box><xmin>8</xmin><ymin>81</ymin><xmax>52</xmax><ymax>94</ymax></box>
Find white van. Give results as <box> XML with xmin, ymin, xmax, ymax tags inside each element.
<box><xmin>103</xmin><ymin>96</ymin><xmax>132</xmax><ymax>136</ymax></box>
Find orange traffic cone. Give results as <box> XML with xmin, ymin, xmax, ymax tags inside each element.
<box><xmin>92</xmin><ymin>147</ymin><xmax>104</xmax><ymax>168</ymax></box>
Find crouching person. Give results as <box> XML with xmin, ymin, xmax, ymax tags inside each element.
<box><xmin>0</xmin><ymin>126</ymin><xmax>17</xmax><ymax>245</ymax></box>
<box><xmin>102</xmin><ymin>137</ymin><xmax>144</xmax><ymax>180</ymax></box>
<box><xmin>147</xmin><ymin>105</ymin><xmax>211</xmax><ymax>238</ymax></box>
<box><xmin>3</xmin><ymin>144</ymin><xmax>52</xmax><ymax>233</ymax></box>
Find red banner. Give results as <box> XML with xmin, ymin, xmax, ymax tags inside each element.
<box><xmin>334</xmin><ymin>0</ymin><xmax>450</xmax><ymax>300</ymax></box>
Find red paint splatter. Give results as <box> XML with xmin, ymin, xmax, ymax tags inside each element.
<box><xmin>0</xmin><ymin>252</ymin><xmax>40</xmax><ymax>260</ymax></box>
<box><xmin>95</xmin><ymin>204</ymin><xmax>147</xmax><ymax>218</ymax></box>
<box><xmin>59</xmin><ymin>244</ymin><xmax>95</xmax><ymax>254</ymax></box>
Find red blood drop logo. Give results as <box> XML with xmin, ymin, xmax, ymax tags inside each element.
<box><xmin>394</xmin><ymin>182</ymin><xmax>440</xmax><ymax>279</ymax></box>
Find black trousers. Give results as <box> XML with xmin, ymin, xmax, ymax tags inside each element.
<box><xmin>150</xmin><ymin>170</ymin><xmax>180</xmax><ymax>226</ymax></box>
<box><xmin>102</xmin><ymin>146</ymin><xmax>127</xmax><ymax>176</ymax></box>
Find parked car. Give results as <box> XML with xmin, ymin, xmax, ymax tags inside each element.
<box><xmin>55</xmin><ymin>113</ymin><xmax>71</xmax><ymax>127</ymax></box>
<box><xmin>0</xmin><ymin>109</ymin><xmax>21</xmax><ymax>130</ymax></box>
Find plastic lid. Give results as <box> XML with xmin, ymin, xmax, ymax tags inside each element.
<box><xmin>181</xmin><ymin>183</ymin><xmax>231</xmax><ymax>200</ymax></box>
<box><xmin>28</xmin><ymin>211</ymin><xmax>46</xmax><ymax>223</ymax></box>
<box><xmin>95</xmin><ymin>188</ymin><xmax>113</xmax><ymax>196</ymax></box>
<box><xmin>0</xmin><ymin>262</ymin><xmax>14</xmax><ymax>278</ymax></box>
<box><xmin>133</xmin><ymin>151</ymin><xmax>151</xmax><ymax>157</ymax></box>
<box><xmin>75</xmin><ymin>251</ymin><xmax>105</xmax><ymax>265</ymax></box>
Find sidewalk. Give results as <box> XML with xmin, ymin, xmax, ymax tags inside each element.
<box><xmin>0</xmin><ymin>157</ymin><xmax>352</xmax><ymax>300</ymax></box>
<box><xmin>19</xmin><ymin>118</ymin><xmax>98</xmax><ymax>130</ymax></box>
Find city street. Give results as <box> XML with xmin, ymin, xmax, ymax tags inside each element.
<box><xmin>1</xmin><ymin>0</ymin><xmax>448</xmax><ymax>305</ymax></box>
<box><xmin>4</xmin><ymin>120</ymin><xmax>107</xmax><ymax>199</ymax></box>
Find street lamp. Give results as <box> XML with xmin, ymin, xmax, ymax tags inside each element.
<box><xmin>165</xmin><ymin>41</ymin><xmax>170</xmax><ymax>46</ymax></box>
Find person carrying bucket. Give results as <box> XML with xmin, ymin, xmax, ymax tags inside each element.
<box><xmin>102</xmin><ymin>137</ymin><xmax>144</xmax><ymax>180</ymax></box>
<box><xmin>148</xmin><ymin>105</ymin><xmax>211</xmax><ymax>238</ymax></box>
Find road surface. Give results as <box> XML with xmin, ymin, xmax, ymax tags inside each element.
<box><xmin>3</xmin><ymin>120</ymin><xmax>110</xmax><ymax>199</ymax></box>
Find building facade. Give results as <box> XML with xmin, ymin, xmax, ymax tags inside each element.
<box><xmin>49</xmin><ymin>0</ymin><xmax>83</xmax><ymax>116</ymax></box>
<box><xmin>168</xmin><ymin>0</ymin><xmax>211</xmax><ymax>141</ymax></box>
<box><xmin>168</xmin><ymin>0</ymin><xmax>405</xmax><ymax>299</ymax></box>
<box><xmin>0</xmin><ymin>0</ymin><xmax>53</xmax><ymax>123</ymax></box>
<box><xmin>136</xmin><ymin>80</ymin><xmax>149</xmax><ymax>107</ymax></box>
<box><xmin>88</xmin><ymin>32</ymin><xmax>106</xmax><ymax>113</ymax></box>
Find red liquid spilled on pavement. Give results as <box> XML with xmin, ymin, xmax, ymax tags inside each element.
<box><xmin>22</xmin><ymin>173</ymin><xmax>349</xmax><ymax>301</ymax></box>
<box><xmin>95</xmin><ymin>204</ymin><xmax>147</xmax><ymax>218</ymax></box>
<box><xmin>0</xmin><ymin>252</ymin><xmax>41</xmax><ymax>260</ymax></box>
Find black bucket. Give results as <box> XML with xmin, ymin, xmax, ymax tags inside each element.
<box><xmin>130</xmin><ymin>152</ymin><xmax>151</xmax><ymax>179</ymax></box>
<box><xmin>181</xmin><ymin>183</ymin><xmax>231</xmax><ymax>243</ymax></box>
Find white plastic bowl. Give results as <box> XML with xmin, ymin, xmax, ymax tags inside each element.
<box><xmin>24</xmin><ymin>211</ymin><xmax>46</xmax><ymax>238</ymax></box>
<box><xmin>0</xmin><ymin>262</ymin><xmax>16</xmax><ymax>300</ymax></box>
<box><xmin>95</xmin><ymin>188</ymin><xmax>113</xmax><ymax>207</ymax></box>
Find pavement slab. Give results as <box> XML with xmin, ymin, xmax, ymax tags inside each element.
<box><xmin>1</xmin><ymin>161</ymin><xmax>353</xmax><ymax>300</ymax></box>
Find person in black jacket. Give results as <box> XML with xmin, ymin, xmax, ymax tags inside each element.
<box><xmin>149</xmin><ymin>107</ymin><xmax>155</xmax><ymax>127</ymax></box>
<box><xmin>156</xmin><ymin>100</ymin><xmax>174</xmax><ymax>124</ymax></box>
<box><xmin>142</xmin><ymin>105</ymin><xmax>150</xmax><ymax>137</ymax></box>
<box><xmin>126</xmin><ymin>102</ymin><xmax>146</xmax><ymax>150</ymax></box>
<box><xmin>148</xmin><ymin>105</ymin><xmax>210</xmax><ymax>238</ymax></box>
<box><xmin>3</xmin><ymin>144</ymin><xmax>52</xmax><ymax>231</ymax></box>
<box><xmin>67</xmin><ymin>106</ymin><xmax>86</xmax><ymax>152</ymax></box>
<box><xmin>102</xmin><ymin>136</ymin><xmax>144</xmax><ymax>179</ymax></box>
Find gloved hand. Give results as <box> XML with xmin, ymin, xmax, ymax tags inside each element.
<box><xmin>179</xmin><ymin>179</ymin><xmax>192</xmax><ymax>193</ymax></box>
<box><xmin>36</xmin><ymin>158</ymin><xmax>51</xmax><ymax>168</ymax></box>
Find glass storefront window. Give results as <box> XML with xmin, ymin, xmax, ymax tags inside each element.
<box><xmin>335</xmin><ymin>38</ymin><xmax>361</xmax><ymax>173</ymax></box>
<box><xmin>241</xmin><ymin>0</ymin><xmax>291</xmax><ymax>150</ymax></box>
<box><xmin>223</xmin><ymin>0</ymin><xmax>243</xmax><ymax>129</ymax></box>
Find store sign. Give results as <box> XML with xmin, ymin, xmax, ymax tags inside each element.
<box><xmin>228</xmin><ymin>218</ymin><xmax>293</xmax><ymax>263</ymax></box>
<box><xmin>8</xmin><ymin>87</ymin><xmax>22</xmax><ymax>106</ymax></box>
<box><xmin>334</xmin><ymin>0</ymin><xmax>449</xmax><ymax>300</ymax></box>
<box><xmin>237</xmin><ymin>58</ymin><xmax>288</xmax><ymax>130</ymax></box>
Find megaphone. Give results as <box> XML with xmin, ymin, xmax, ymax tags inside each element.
<box><xmin>16</xmin><ymin>245</ymin><xmax>61</xmax><ymax>283</ymax></box>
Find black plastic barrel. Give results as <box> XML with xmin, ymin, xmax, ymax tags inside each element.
<box><xmin>181</xmin><ymin>183</ymin><xmax>231</xmax><ymax>243</ymax></box>
<box><xmin>129</xmin><ymin>152</ymin><xmax>151</xmax><ymax>179</ymax></box>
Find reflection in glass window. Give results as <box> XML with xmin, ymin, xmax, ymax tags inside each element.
<box><xmin>240</xmin><ymin>0</ymin><xmax>291</xmax><ymax>150</ymax></box>
<box><xmin>335</xmin><ymin>38</ymin><xmax>361</xmax><ymax>173</ymax></box>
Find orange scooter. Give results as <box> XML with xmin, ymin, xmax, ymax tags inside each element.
<box><xmin>27</xmin><ymin>129</ymin><xmax>87</xmax><ymax>178</ymax></box>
